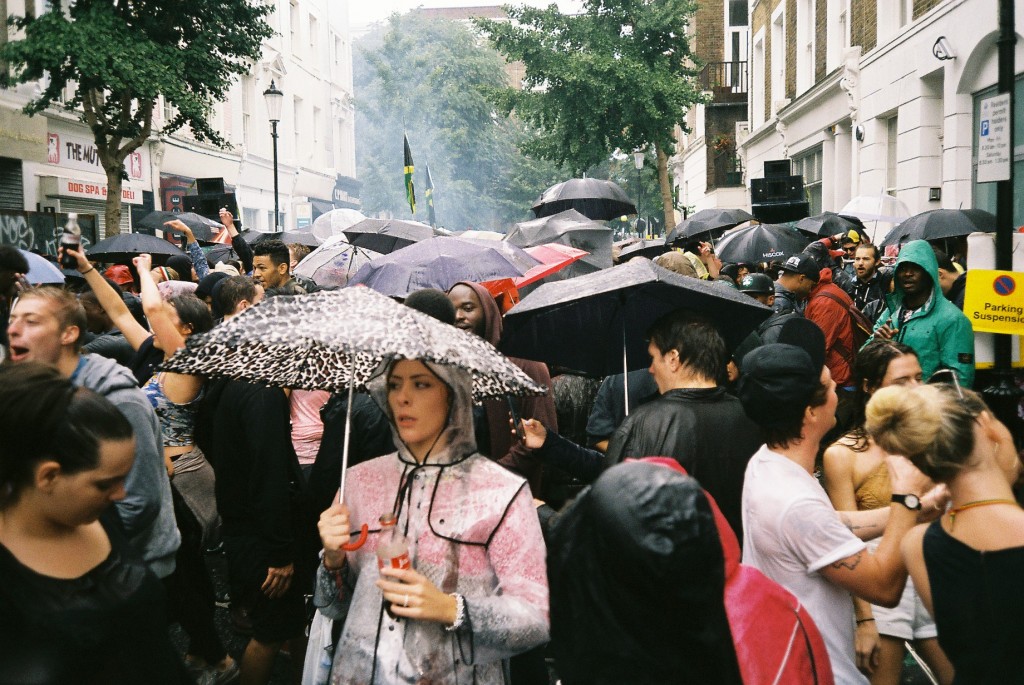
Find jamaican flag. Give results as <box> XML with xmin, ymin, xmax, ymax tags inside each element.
<box><xmin>403</xmin><ymin>134</ymin><xmax>416</xmax><ymax>214</ymax></box>
<box><xmin>424</xmin><ymin>164</ymin><xmax>436</xmax><ymax>228</ymax></box>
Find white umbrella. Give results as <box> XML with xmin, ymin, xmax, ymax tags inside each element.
<box><xmin>839</xmin><ymin>195</ymin><xmax>912</xmax><ymax>243</ymax></box>
<box><xmin>311</xmin><ymin>208</ymin><xmax>367</xmax><ymax>242</ymax></box>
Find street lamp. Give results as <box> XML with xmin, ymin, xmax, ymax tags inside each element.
<box><xmin>633</xmin><ymin>150</ymin><xmax>645</xmax><ymax>237</ymax></box>
<box><xmin>263</xmin><ymin>79</ymin><xmax>284</xmax><ymax>231</ymax></box>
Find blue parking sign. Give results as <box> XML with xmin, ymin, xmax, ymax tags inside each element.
<box><xmin>981</xmin><ymin>120</ymin><xmax>990</xmax><ymax>136</ymax></box>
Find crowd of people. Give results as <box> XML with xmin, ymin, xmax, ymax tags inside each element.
<box><xmin>0</xmin><ymin>215</ymin><xmax>1021</xmax><ymax>685</ymax></box>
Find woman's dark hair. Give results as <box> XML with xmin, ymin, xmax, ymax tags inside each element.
<box><xmin>843</xmin><ymin>341</ymin><xmax>918</xmax><ymax>451</ymax></box>
<box><xmin>170</xmin><ymin>293</ymin><xmax>214</xmax><ymax>334</ymax></box>
<box><xmin>0</xmin><ymin>363</ymin><xmax>133</xmax><ymax>508</ymax></box>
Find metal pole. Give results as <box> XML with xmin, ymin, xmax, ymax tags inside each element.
<box><xmin>271</xmin><ymin>120</ymin><xmax>280</xmax><ymax>231</ymax></box>
<box><xmin>637</xmin><ymin>166</ymin><xmax>642</xmax><ymax>237</ymax></box>
<box><xmin>983</xmin><ymin>0</ymin><xmax>1020</xmax><ymax>443</ymax></box>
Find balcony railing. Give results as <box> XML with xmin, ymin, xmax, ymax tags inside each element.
<box><xmin>699</xmin><ymin>61</ymin><xmax>748</xmax><ymax>103</ymax></box>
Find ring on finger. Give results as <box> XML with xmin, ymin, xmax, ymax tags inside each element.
<box><xmin>403</xmin><ymin>593</ymin><xmax>410</xmax><ymax>607</ymax></box>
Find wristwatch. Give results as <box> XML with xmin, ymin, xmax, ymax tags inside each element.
<box><xmin>892</xmin><ymin>494</ymin><xmax>922</xmax><ymax>511</ymax></box>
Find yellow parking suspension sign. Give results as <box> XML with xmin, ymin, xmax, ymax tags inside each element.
<box><xmin>964</xmin><ymin>269</ymin><xmax>1024</xmax><ymax>335</ymax></box>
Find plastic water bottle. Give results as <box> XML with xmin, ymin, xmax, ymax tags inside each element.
<box><xmin>59</xmin><ymin>213</ymin><xmax>81</xmax><ymax>269</ymax></box>
<box><xmin>376</xmin><ymin>513</ymin><xmax>410</xmax><ymax>618</ymax></box>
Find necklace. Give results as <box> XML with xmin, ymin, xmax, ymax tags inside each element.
<box><xmin>948</xmin><ymin>499</ymin><xmax>1021</xmax><ymax>530</ymax></box>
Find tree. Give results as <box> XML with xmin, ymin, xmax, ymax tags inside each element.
<box><xmin>353</xmin><ymin>12</ymin><xmax>566</xmax><ymax>231</ymax></box>
<box><xmin>477</xmin><ymin>0</ymin><xmax>704</xmax><ymax>229</ymax></box>
<box><xmin>0</xmin><ymin>0</ymin><xmax>273</xmax><ymax>237</ymax></box>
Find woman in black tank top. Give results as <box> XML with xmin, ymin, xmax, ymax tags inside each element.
<box><xmin>865</xmin><ymin>380</ymin><xmax>1024</xmax><ymax>684</ymax></box>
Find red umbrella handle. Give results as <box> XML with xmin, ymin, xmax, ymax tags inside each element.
<box><xmin>341</xmin><ymin>523</ymin><xmax>369</xmax><ymax>551</ymax></box>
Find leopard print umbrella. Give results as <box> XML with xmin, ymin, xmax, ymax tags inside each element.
<box><xmin>162</xmin><ymin>286</ymin><xmax>546</xmax><ymax>400</ymax></box>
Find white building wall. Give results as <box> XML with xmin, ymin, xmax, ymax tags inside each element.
<box><xmin>742</xmin><ymin>0</ymin><xmax>1024</xmax><ymax>224</ymax></box>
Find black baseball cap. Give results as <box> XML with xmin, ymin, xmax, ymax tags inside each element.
<box><xmin>777</xmin><ymin>253</ymin><xmax>820</xmax><ymax>282</ymax></box>
<box><xmin>738</xmin><ymin>318</ymin><xmax>826</xmax><ymax>426</ymax></box>
<box><xmin>737</xmin><ymin>273</ymin><xmax>774</xmax><ymax>295</ymax></box>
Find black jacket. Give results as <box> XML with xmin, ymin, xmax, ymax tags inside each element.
<box><xmin>605</xmin><ymin>387</ymin><xmax>762</xmax><ymax>541</ymax></box>
<box><xmin>200</xmin><ymin>379</ymin><xmax>307</xmax><ymax>569</ymax></box>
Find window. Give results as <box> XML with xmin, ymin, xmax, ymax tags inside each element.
<box><xmin>973</xmin><ymin>76</ymin><xmax>1024</xmax><ymax>229</ymax></box>
<box><xmin>796</xmin><ymin>0</ymin><xmax>814</xmax><ymax>94</ymax></box>
<box><xmin>826</xmin><ymin>0</ymin><xmax>850</xmax><ymax>73</ymax></box>
<box><xmin>886</xmin><ymin>115</ymin><xmax>899</xmax><ymax>196</ymax></box>
<box><xmin>241</xmin><ymin>76</ymin><xmax>252</xmax><ymax>147</ymax></box>
<box><xmin>794</xmin><ymin>147</ymin><xmax>823</xmax><ymax>214</ymax></box>
<box><xmin>752</xmin><ymin>33</ymin><xmax>765</xmax><ymax>127</ymax></box>
<box><xmin>242</xmin><ymin>207</ymin><xmax>259</xmax><ymax>232</ymax></box>
<box><xmin>309</xmin><ymin>14</ymin><xmax>319</xmax><ymax>64</ymax></box>
<box><xmin>293</xmin><ymin>96</ymin><xmax>302</xmax><ymax>160</ymax></box>
<box><xmin>728</xmin><ymin>0</ymin><xmax>748</xmax><ymax>27</ymax></box>
<box><xmin>334</xmin><ymin>35</ymin><xmax>342</xmax><ymax>67</ymax></box>
<box><xmin>312</xmin><ymin>106</ymin><xmax>322</xmax><ymax>164</ymax></box>
<box><xmin>290</xmin><ymin>0</ymin><xmax>300</xmax><ymax>54</ymax></box>
<box><xmin>770</xmin><ymin>8</ymin><xmax>785</xmax><ymax>114</ymax></box>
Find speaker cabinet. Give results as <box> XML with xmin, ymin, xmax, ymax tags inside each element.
<box><xmin>751</xmin><ymin>201</ymin><xmax>810</xmax><ymax>224</ymax></box>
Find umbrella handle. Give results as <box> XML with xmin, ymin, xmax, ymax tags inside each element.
<box><xmin>341</xmin><ymin>523</ymin><xmax>369</xmax><ymax>551</ymax></box>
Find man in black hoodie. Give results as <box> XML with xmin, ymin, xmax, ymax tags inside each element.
<box><xmin>196</xmin><ymin>282</ymin><xmax>310</xmax><ymax>685</ymax></box>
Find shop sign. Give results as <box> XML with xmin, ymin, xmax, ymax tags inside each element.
<box><xmin>58</xmin><ymin>177</ymin><xmax>143</xmax><ymax>205</ymax></box>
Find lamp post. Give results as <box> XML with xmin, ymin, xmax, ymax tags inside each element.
<box><xmin>633</xmin><ymin>150</ymin><xmax>645</xmax><ymax>237</ymax></box>
<box><xmin>263</xmin><ymin>79</ymin><xmax>284</xmax><ymax>231</ymax></box>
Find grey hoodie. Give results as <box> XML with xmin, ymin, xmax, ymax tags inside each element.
<box><xmin>73</xmin><ymin>354</ymin><xmax>180</xmax><ymax>578</ymax></box>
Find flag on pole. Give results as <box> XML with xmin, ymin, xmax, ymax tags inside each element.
<box><xmin>403</xmin><ymin>134</ymin><xmax>416</xmax><ymax>214</ymax></box>
<box><xmin>424</xmin><ymin>164</ymin><xmax>436</xmax><ymax>228</ymax></box>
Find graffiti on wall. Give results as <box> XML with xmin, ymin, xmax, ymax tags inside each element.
<box><xmin>0</xmin><ymin>211</ymin><xmax>96</xmax><ymax>255</ymax></box>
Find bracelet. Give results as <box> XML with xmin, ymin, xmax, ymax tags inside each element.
<box><xmin>856</xmin><ymin>618</ymin><xmax>875</xmax><ymax>624</ymax></box>
<box><xmin>445</xmin><ymin>593</ymin><xmax>465</xmax><ymax>632</ymax></box>
<box><xmin>81</xmin><ymin>266</ymin><xmax>95</xmax><ymax>275</ymax></box>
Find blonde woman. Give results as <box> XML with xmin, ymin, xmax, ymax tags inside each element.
<box><xmin>866</xmin><ymin>381</ymin><xmax>1024</xmax><ymax>685</ymax></box>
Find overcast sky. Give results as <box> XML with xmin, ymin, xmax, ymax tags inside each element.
<box><xmin>349</xmin><ymin>1</ymin><xmax>584</xmax><ymax>29</ymax></box>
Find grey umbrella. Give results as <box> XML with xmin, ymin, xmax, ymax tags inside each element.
<box><xmin>531</xmin><ymin>178</ymin><xmax>636</xmax><ymax>220</ymax></box>
<box><xmin>86</xmin><ymin>233</ymin><xmax>187</xmax><ymax>265</ymax></box>
<box><xmin>666</xmin><ymin>208</ymin><xmax>755</xmax><ymax>244</ymax></box>
<box><xmin>346</xmin><ymin>236</ymin><xmax>539</xmax><ymax>298</ymax></box>
<box><xmin>136</xmin><ymin>211</ymin><xmax>224</xmax><ymax>241</ymax></box>
<box><xmin>342</xmin><ymin>218</ymin><xmax>434</xmax><ymax>254</ymax></box>
<box><xmin>506</xmin><ymin>209</ymin><xmax>614</xmax><ymax>279</ymax></box>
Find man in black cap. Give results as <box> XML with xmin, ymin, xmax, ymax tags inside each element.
<box><xmin>736</xmin><ymin>272</ymin><xmax>797</xmax><ymax>347</ymax></box>
<box><xmin>772</xmin><ymin>252</ymin><xmax>817</xmax><ymax>316</ymax></box>
<box><xmin>737</xmin><ymin>318</ymin><xmax>940</xmax><ymax>685</ymax></box>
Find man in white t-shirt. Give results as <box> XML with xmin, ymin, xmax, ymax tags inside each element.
<box><xmin>737</xmin><ymin>318</ymin><xmax>935</xmax><ymax>683</ymax></box>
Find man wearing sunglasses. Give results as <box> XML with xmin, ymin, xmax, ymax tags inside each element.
<box><xmin>866</xmin><ymin>240</ymin><xmax>974</xmax><ymax>387</ymax></box>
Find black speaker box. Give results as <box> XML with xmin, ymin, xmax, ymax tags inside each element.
<box><xmin>196</xmin><ymin>177</ymin><xmax>226</xmax><ymax>196</ymax></box>
<box><xmin>751</xmin><ymin>201</ymin><xmax>810</xmax><ymax>224</ymax></box>
<box><xmin>751</xmin><ymin>175</ymin><xmax>804</xmax><ymax>203</ymax></box>
<box><xmin>183</xmin><ymin>193</ymin><xmax>239</xmax><ymax>224</ymax></box>
<box><xmin>763</xmin><ymin>159</ymin><xmax>791</xmax><ymax>177</ymax></box>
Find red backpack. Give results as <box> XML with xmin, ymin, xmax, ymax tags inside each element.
<box><xmin>813</xmin><ymin>289</ymin><xmax>874</xmax><ymax>364</ymax></box>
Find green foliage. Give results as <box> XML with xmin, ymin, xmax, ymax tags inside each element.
<box><xmin>477</xmin><ymin>0</ymin><xmax>704</xmax><ymax>174</ymax></box>
<box><xmin>353</xmin><ymin>13</ymin><xmax>568</xmax><ymax>231</ymax></box>
<box><xmin>2</xmin><ymin>0</ymin><xmax>272</xmax><ymax>150</ymax></box>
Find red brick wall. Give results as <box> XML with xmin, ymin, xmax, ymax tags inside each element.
<box><xmin>815</xmin><ymin>0</ymin><xmax>827</xmax><ymax>82</ymax></box>
<box><xmin>851</xmin><ymin>0</ymin><xmax>877</xmax><ymax>52</ymax></box>
<box><xmin>695</xmin><ymin>0</ymin><xmax>725</xmax><ymax>65</ymax></box>
<box><xmin>913</xmin><ymin>0</ymin><xmax>942</xmax><ymax>19</ymax></box>
<box><xmin>786</xmin><ymin>0</ymin><xmax>797</xmax><ymax>99</ymax></box>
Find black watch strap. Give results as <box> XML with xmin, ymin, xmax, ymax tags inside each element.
<box><xmin>892</xmin><ymin>494</ymin><xmax>921</xmax><ymax>511</ymax></box>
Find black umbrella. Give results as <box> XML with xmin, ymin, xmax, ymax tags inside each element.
<box><xmin>532</xmin><ymin>178</ymin><xmax>636</xmax><ymax>221</ymax></box>
<box><xmin>341</xmin><ymin>218</ymin><xmax>434</xmax><ymax>254</ymax></box>
<box><xmin>878</xmin><ymin>209</ymin><xmax>996</xmax><ymax>248</ymax></box>
<box><xmin>506</xmin><ymin>210</ymin><xmax>613</xmax><ymax>278</ymax></box>
<box><xmin>241</xmin><ymin>230</ymin><xmax>321</xmax><ymax>247</ymax></box>
<box><xmin>87</xmin><ymin>233</ymin><xmax>187</xmax><ymax>265</ymax></box>
<box><xmin>794</xmin><ymin>212</ymin><xmax>865</xmax><ymax>238</ymax></box>
<box><xmin>136</xmin><ymin>211</ymin><xmax>224</xmax><ymax>241</ymax></box>
<box><xmin>714</xmin><ymin>222</ymin><xmax>812</xmax><ymax>264</ymax></box>
<box><xmin>347</xmin><ymin>236</ymin><xmax>539</xmax><ymax>298</ymax></box>
<box><xmin>500</xmin><ymin>257</ymin><xmax>772</xmax><ymax>378</ymax></box>
<box><xmin>666</xmin><ymin>208</ymin><xmax>754</xmax><ymax>244</ymax></box>
<box><xmin>618</xmin><ymin>238</ymin><xmax>669</xmax><ymax>262</ymax></box>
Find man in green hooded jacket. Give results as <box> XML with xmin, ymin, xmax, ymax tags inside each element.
<box><xmin>866</xmin><ymin>239</ymin><xmax>975</xmax><ymax>386</ymax></box>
